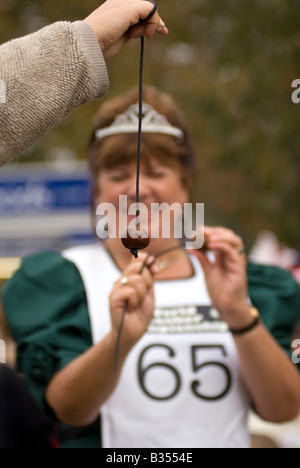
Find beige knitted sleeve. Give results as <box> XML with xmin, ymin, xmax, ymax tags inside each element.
<box><xmin>0</xmin><ymin>21</ymin><xmax>109</xmax><ymax>166</ymax></box>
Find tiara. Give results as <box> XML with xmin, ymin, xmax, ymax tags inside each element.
<box><xmin>95</xmin><ymin>102</ymin><xmax>184</xmax><ymax>142</ymax></box>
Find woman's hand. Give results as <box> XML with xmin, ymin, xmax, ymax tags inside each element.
<box><xmin>110</xmin><ymin>253</ymin><xmax>159</xmax><ymax>351</ymax></box>
<box><xmin>189</xmin><ymin>227</ymin><xmax>251</xmax><ymax>328</ymax></box>
<box><xmin>84</xmin><ymin>0</ymin><xmax>168</xmax><ymax>60</ymax></box>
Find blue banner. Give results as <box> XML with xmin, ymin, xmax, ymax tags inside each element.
<box><xmin>0</xmin><ymin>168</ymin><xmax>91</xmax><ymax>215</ymax></box>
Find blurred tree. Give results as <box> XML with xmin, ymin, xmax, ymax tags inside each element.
<box><xmin>0</xmin><ymin>0</ymin><xmax>299</xmax><ymax>250</ymax></box>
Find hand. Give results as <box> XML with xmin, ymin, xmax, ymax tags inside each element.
<box><xmin>109</xmin><ymin>253</ymin><xmax>159</xmax><ymax>351</ymax></box>
<box><xmin>188</xmin><ymin>227</ymin><xmax>250</xmax><ymax>326</ymax></box>
<box><xmin>84</xmin><ymin>0</ymin><xmax>168</xmax><ymax>60</ymax></box>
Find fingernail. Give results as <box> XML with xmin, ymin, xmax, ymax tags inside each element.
<box><xmin>147</xmin><ymin>255</ymin><xmax>156</xmax><ymax>264</ymax></box>
<box><xmin>157</xmin><ymin>24</ymin><xmax>166</xmax><ymax>33</ymax></box>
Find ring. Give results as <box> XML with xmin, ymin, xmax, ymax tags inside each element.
<box><xmin>120</xmin><ymin>276</ymin><xmax>129</xmax><ymax>286</ymax></box>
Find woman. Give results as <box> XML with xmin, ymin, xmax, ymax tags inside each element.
<box><xmin>2</xmin><ymin>86</ymin><xmax>300</xmax><ymax>448</ymax></box>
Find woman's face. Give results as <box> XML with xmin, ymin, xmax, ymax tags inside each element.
<box><xmin>95</xmin><ymin>157</ymin><xmax>190</xmax><ymax>242</ymax></box>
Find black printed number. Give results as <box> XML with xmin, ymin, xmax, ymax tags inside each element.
<box><xmin>137</xmin><ymin>344</ymin><xmax>232</xmax><ymax>402</ymax></box>
<box><xmin>138</xmin><ymin>345</ymin><xmax>181</xmax><ymax>401</ymax></box>
<box><xmin>191</xmin><ymin>345</ymin><xmax>232</xmax><ymax>401</ymax></box>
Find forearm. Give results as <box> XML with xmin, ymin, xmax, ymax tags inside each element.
<box><xmin>46</xmin><ymin>331</ymin><xmax>128</xmax><ymax>427</ymax></box>
<box><xmin>234</xmin><ymin>323</ymin><xmax>300</xmax><ymax>422</ymax></box>
<box><xmin>0</xmin><ymin>21</ymin><xmax>108</xmax><ymax>165</ymax></box>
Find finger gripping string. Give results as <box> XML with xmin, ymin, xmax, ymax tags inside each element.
<box><xmin>140</xmin><ymin>0</ymin><xmax>158</xmax><ymax>23</ymax></box>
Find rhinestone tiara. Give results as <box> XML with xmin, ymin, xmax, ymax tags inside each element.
<box><xmin>95</xmin><ymin>102</ymin><xmax>184</xmax><ymax>142</ymax></box>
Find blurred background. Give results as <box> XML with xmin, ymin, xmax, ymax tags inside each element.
<box><xmin>0</xmin><ymin>0</ymin><xmax>299</xmax><ymax>278</ymax></box>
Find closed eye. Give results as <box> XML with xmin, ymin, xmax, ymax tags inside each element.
<box><xmin>109</xmin><ymin>172</ymin><xmax>131</xmax><ymax>182</ymax></box>
<box><xmin>148</xmin><ymin>170</ymin><xmax>167</xmax><ymax>179</ymax></box>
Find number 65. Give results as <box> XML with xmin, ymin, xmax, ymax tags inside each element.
<box><xmin>137</xmin><ymin>344</ymin><xmax>232</xmax><ymax>401</ymax></box>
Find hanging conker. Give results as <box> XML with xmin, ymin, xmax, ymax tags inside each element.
<box><xmin>121</xmin><ymin>227</ymin><xmax>150</xmax><ymax>258</ymax></box>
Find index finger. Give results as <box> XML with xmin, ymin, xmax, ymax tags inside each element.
<box><xmin>124</xmin><ymin>253</ymin><xmax>159</xmax><ymax>276</ymax></box>
<box><xmin>139</xmin><ymin>0</ymin><xmax>157</xmax><ymax>22</ymax></box>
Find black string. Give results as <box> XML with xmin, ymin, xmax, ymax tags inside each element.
<box><xmin>129</xmin><ymin>36</ymin><xmax>144</xmax><ymax>259</ymax></box>
<box><xmin>136</xmin><ymin>36</ymin><xmax>144</xmax><ymax>229</ymax></box>
<box><xmin>115</xmin><ymin>37</ymin><xmax>145</xmax><ymax>370</ymax></box>
<box><xmin>114</xmin><ymin>299</ymin><xmax>129</xmax><ymax>372</ymax></box>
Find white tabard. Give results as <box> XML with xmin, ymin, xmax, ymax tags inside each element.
<box><xmin>63</xmin><ymin>243</ymin><xmax>251</xmax><ymax>448</ymax></box>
